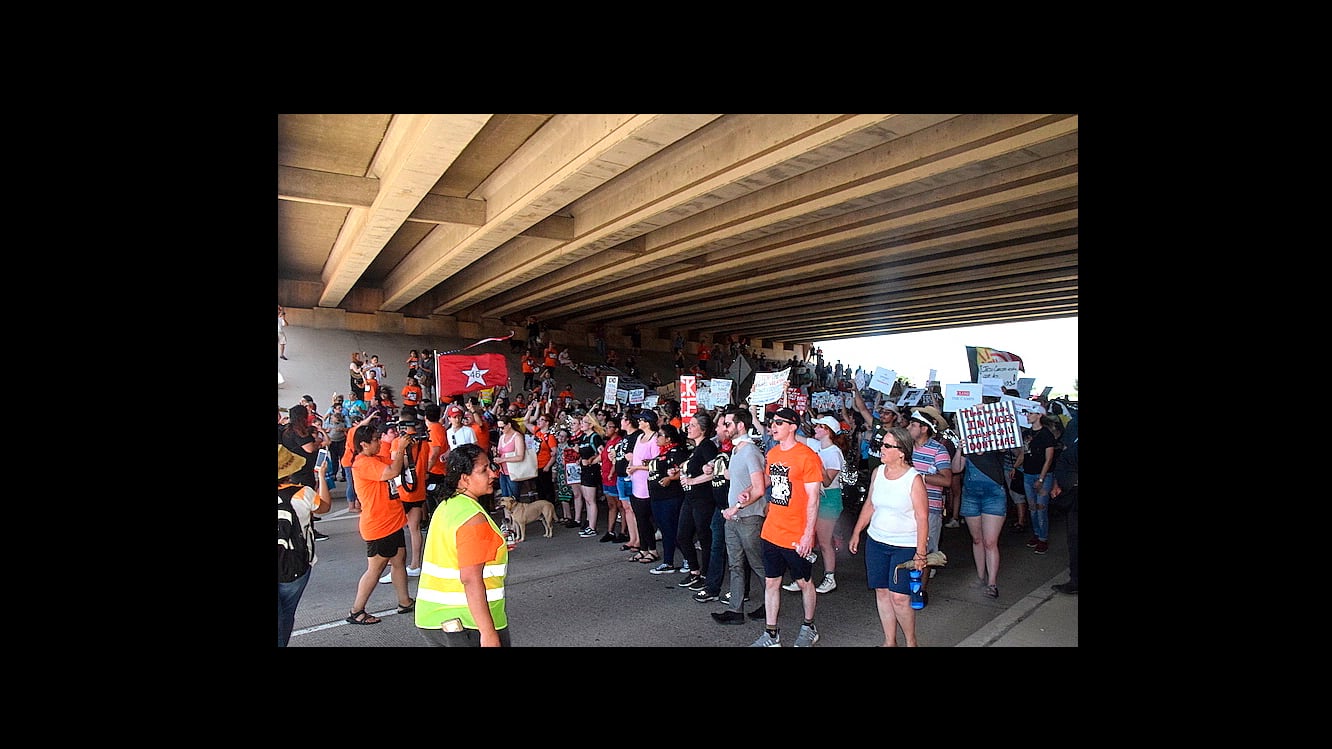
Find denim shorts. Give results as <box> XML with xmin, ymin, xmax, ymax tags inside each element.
<box><xmin>616</xmin><ymin>477</ymin><xmax>633</xmax><ymax>503</ymax></box>
<box><xmin>960</xmin><ymin>473</ymin><xmax>1007</xmax><ymax>518</ymax></box>
<box><xmin>603</xmin><ymin>483</ymin><xmax>619</xmax><ymax>499</ymax></box>
<box><xmin>864</xmin><ymin>536</ymin><xmax>915</xmax><ymax>594</ymax></box>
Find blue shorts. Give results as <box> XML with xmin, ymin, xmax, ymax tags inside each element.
<box><xmin>864</xmin><ymin>535</ymin><xmax>915</xmax><ymax>594</ymax></box>
<box><xmin>818</xmin><ymin>487</ymin><xmax>842</xmax><ymax>520</ymax></box>
<box><xmin>961</xmin><ymin>472</ymin><xmax>1008</xmax><ymax>518</ymax></box>
<box><xmin>603</xmin><ymin>483</ymin><xmax>619</xmax><ymax>499</ymax></box>
<box><xmin>616</xmin><ymin>477</ymin><xmax>633</xmax><ymax>502</ymax></box>
<box><xmin>760</xmin><ymin>538</ymin><xmax>813</xmax><ymax>582</ymax></box>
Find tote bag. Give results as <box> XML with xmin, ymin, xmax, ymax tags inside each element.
<box><xmin>509</xmin><ymin>438</ymin><xmax>539</xmax><ymax>481</ymax></box>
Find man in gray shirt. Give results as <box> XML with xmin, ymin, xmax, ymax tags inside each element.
<box><xmin>711</xmin><ymin>407</ymin><xmax>769</xmax><ymax>625</ymax></box>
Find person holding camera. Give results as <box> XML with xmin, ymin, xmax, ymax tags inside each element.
<box><xmin>346</xmin><ymin>421</ymin><xmax>416</xmax><ymax>626</ymax></box>
<box><xmin>378</xmin><ymin>406</ymin><xmax>431</xmax><ymax>584</ymax></box>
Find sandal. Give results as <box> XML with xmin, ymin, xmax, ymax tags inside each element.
<box><xmin>346</xmin><ymin>609</ymin><xmax>382</xmax><ymax>625</ymax></box>
<box><xmin>628</xmin><ymin>550</ymin><xmax>647</xmax><ymax>562</ymax></box>
<box><xmin>637</xmin><ymin>550</ymin><xmax>660</xmax><ymax>564</ymax></box>
<box><xmin>621</xmin><ymin>544</ymin><xmax>640</xmax><ymax>552</ymax></box>
<box><xmin>396</xmin><ymin>598</ymin><xmax>415</xmax><ymax>615</ymax></box>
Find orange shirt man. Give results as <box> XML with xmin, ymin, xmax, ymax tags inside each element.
<box><xmin>543</xmin><ymin>342</ymin><xmax>559</xmax><ymax>369</ymax></box>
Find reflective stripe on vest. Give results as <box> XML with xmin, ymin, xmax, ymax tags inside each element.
<box><xmin>415</xmin><ymin>493</ymin><xmax>508</xmax><ymax>630</ymax></box>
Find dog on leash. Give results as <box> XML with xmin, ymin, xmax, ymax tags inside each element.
<box><xmin>499</xmin><ymin>496</ymin><xmax>555</xmax><ymax>542</ymax></box>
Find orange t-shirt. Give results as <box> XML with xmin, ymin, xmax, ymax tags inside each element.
<box><xmin>351</xmin><ymin>451</ymin><xmax>407</xmax><ymax>541</ymax></box>
<box><xmin>401</xmin><ymin>384</ymin><xmax>422</xmax><ymax>408</ymax></box>
<box><xmin>391</xmin><ymin>434</ymin><xmax>433</xmax><ymax>502</ymax></box>
<box><xmin>364</xmin><ymin>378</ymin><xmax>380</xmax><ymax>404</ymax></box>
<box><xmin>341</xmin><ymin>425</ymin><xmax>361</xmax><ymax>468</ymax></box>
<box><xmin>544</xmin><ymin>345</ymin><xmax>558</xmax><ymax>368</ymax></box>
<box><xmin>533</xmin><ymin>428</ymin><xmax>556</xmax><ymax>470</ymax></box>
<box><xmin>759</xmin><ymin>441</ymin><xmax>824</xmax><ymax>550</ymax></box>
<box><xmin>470</xmin><ymin>418</ymin><xmax>492</xmax><ymax>454</ymax></box>
<box><xmin>427</xmin><ymin>421</ymin><xmax>449</xmax><ymax>475</ymax></box>
<box><xmin>522</xmin><ymin>355</ymin><xmax>535</xmax><ymax>374</ymax></box>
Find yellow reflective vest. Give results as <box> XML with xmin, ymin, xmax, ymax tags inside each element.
<box><xmin>415</xmin><ymin>493</ymin><xmax>508</xmax><ymax>631</ymax></box>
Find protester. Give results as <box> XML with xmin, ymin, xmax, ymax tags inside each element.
<box><xmin>415</xmin><ymin>443</ymin><xmax>511</xmax><ymax>647</ymax></box>
<box><xmin>745</xmin><ymin>407</ymin><xmax>824</xmax><ymax>647</ymax></box>
<box><xmin>278</xmin><ymin>445</ymin><xmax>329</xmax><ymax>646</ymax></box>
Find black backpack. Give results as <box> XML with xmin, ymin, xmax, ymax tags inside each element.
<box><xmin>278</xmin><ymin>485</ymin><xmax>314</xmax><ymax>583</ymax></box>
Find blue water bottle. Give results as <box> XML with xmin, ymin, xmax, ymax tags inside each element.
<box><xmin>909</xmin><ymin>569</ymin><xmax>926</xmax><ymax>610</ymax></box>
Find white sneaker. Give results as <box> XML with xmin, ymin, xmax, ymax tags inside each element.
<box><xmin>378</xmin><ymin>570</ymin><xmax>393</xmax><ymax>584</ymax></box>
<box><xmin>929</xmin><ymin>568</ymin><xmax>937</xmax><ymax>579</ymax></box>
<box><xmin>782</xmin><ymin>580</ymin><xmax>800</xmax><ymax>592</ymax></box>
<box><xmin>815</xmin><ymin>573</ymin><xmax>837</xmax><ymax>594</ymax></box>
<box><xmin>945</xmin><ymin>518</ymin><xmax>961</xmax><ymax>528</ymax></box>
<box><xmin>407</xmin><ymin>567</ymin><xmax>422</xmax><ymax>577</ymax></box>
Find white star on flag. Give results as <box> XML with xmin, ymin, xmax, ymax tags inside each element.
<box><xmin>460</xmin><ymin>361</ymin><xmax>490</xmax><ymax>387</ymax></box>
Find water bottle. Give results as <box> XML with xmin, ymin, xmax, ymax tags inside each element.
<box><xmin>909</xmin><ymin>569</ymin><xmax>926</xmax><ymax>610</ymax></box>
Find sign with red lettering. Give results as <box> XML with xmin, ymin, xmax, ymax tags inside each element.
<box><xmin>956</xmin><ymin>401</ymin><xmax>1022</xmax><ymax>455</ymax></box>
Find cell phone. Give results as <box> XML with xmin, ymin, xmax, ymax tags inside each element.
<box><xmin>315</xmin><ymin>448</ymin><xmax>330</xmax><ymax>471</ymax></box>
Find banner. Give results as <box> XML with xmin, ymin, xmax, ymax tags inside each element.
<box><xmin>966</xmin><ymin>346</ymin><xmax>1025</xmax><ymax>383</ymax></box>
<box><xmin>437</xmin><ymin>353</ymin><xmax>509</xmax><ymax>396</ymax></box>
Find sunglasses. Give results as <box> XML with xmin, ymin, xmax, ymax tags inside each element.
<box><xmin>881</xmin><ymin>443</ymin><xmax>902</xmax><ymax>451</ymax></box>
<box><xmin>770</xmin><ymin>418</ymin><xmax>795</xmax><ymax>426</ymax></box>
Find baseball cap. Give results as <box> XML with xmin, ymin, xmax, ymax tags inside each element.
<box><xmin>770</xmin><ymin>407</ymin><xmax>800</xmax><ymax>424</ymax></box>
<box><xmin>446</xmin><ymin>405</ymin><xmax>463</xmax><ymax>417</ymax></box>
<box><xmin>636</xmin><ymin>410</ymin><xmax>658</xmax><ymax>425</ymax></box>
<box><xmin>811</xmin><ymin>415</ymin><xmax>842</xmax><ymax>433</ymax></box>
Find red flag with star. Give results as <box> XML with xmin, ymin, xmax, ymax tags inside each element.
<box><xmin>437</xmin><ymin>354</ymin><xmax>509</xmax><ymax>396</ymax></box>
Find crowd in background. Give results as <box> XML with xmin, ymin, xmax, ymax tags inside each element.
<box><xmin>279</xmin><ymin>319</ymin><xmax>1078</xmax><ymax>646</ymax></box>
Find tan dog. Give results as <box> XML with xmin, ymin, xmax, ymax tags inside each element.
<box><xmin>499</xmin><ymin>496</ymin><xmax>556</xmax><ymax>541</ymax></box>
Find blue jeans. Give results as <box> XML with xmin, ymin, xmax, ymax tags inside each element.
<box><xmin>344</xmin><ymin>468</ymin><xmax>358</xmax><ymax>507</ymax></box>
<box><xmin>651</xmin><ymin>497</ymin><xmax>683</xmax><ymax>565</ymax></box>
<box><xmin>1023</xmin><ymin>472</ymin><xmax>1053</xmax><ymax>542</ymax></box>
<box><xmin>499</xmin><ymin>473</ymin><xmax>518</xmax><ymax>498</ymax></box>
<box><xmin>277</xmin><ymin>567</ymin><xmax>312</xmax><ymax>647</ymax></box>
<box><xmin>704</xmin><ymin>507</ymin><xmax>726</xmax><ymax>594</ymax></box>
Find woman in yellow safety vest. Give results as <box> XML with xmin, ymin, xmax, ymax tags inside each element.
<box><xmin>416</xmin><ymin>443</ymin><xmax>511</xmax><ymax>647</ymax></box>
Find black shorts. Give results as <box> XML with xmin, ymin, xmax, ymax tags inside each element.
<box><xmin>402</xmin><ymin>500</ymin><xmax>425</xmax><ymax>511</ymax></box>
<box><xmin>365</xmin><ymin>528</ymin><xmax>407</xmax><ymax>558</ymax></box>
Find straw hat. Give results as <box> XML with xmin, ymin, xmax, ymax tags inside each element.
<box><xmin>278</xmin><ymin>445</ymin><xmax>306</xmax><ymax>479</ymax></box>
<box><xmin>908</xmin><ymin>406</ymin><xmax>948</xmax><ymax>434</ymax></box>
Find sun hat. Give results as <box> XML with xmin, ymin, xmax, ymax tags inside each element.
<box><xmin>278</xmin><ymin>445</ymin><xmax>306</xmax><ymax>479</ymax></box>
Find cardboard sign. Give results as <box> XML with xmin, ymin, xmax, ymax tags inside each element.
<box><xmin>956</xmin><ymin>401</ymin><xmax>1022</xmax><ymax>455</ymax></box>
<box><xmin>604</xmin><ymin>376</ymin><xmax>619</xmax><ymax>404</ymax></box>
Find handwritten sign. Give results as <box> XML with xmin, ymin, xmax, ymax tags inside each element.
<box><xmin>978</xmin><ymin>361</ymin><xmax>1021</xmax><ymax>389</ymax></box>
<box><xmin>710</xmin><ymin>378</ymin><xmax>733</xmax><ymax>406</ymax></box>
<box><xmin>868</xmin><ymin>367</ymin><xmax>897</xmax><ymax>393</ymax></box>
<box><xmin>749</xmin><ymin>368</ymin><xmax>791</xmax><ymax>405</ymax></box>
<box><xmin>956</xmin><ymin>401</ymin><xmax>1022</xmax><ymax>455</ymax></box>
<box><xmin>603</xmin><ymin>376</ymin><xmax>619</xmax><ymax>404</ymax></box>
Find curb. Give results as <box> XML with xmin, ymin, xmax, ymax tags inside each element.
<box><xmin>954</xmin><ymin>571</ymin><xmax>1069</xmax><ymax>647</ymax></box>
